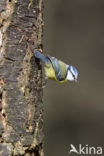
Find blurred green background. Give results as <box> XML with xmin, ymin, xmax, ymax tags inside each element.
<box><xmin>43</xmin><ymin>0</ymin><xmax>104</xmax><ymax>156</ymax></box>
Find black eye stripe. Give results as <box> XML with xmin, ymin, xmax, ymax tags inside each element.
<box><xmin>70</xmin><ymin>71</ymin><xmax>75</xmax><ymax>79</ymax></box>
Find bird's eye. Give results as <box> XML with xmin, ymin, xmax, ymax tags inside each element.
<box><xmin>72</xmin><ymin>74</ymin><xmax>75</xmax><ymax>79</ymax></box>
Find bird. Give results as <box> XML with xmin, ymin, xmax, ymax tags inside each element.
<box><xmin>34</xmin><ymin>50</ymin><xmax>78</xmax><ymax>83</ymax></box>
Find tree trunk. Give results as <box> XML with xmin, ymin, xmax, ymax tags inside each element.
<box><xmin>0</xmin><ymin>0</ymin><xmax>44</xmax><ymax>155</ymax></box>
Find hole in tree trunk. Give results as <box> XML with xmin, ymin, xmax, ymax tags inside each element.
<box><xmin>0</xmin><ymin>93</ymin><xmax>2</xmax><ymax>99</ymax></box>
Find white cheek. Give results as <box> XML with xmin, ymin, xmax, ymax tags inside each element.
<box><xmin>67</xmin><ymin>71</ymin><xmax>74</xmax><ymax>81</ymax></box>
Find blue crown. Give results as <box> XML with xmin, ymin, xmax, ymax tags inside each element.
<box><xmin>71</xmin><ymin>66</ymin><xmax>78</xmax><ymax>77</ymax></box>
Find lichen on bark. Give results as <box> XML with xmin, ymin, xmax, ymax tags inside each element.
<box><xmin>0</xmin><ymin>0</ymin><xmax>44</xmax><ymax>156</ymax></box>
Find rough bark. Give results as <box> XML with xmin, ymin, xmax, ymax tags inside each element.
<box><xmin>0</xmin><ymin>0</ymin><xmax>44</xmax><ymax>155</ymax></box>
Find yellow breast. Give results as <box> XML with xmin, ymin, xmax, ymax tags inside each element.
<box><xmin>44</xmin><ymin>66</ymin><xmax>56</xmax><ymax>80</ymax></box>
<box><xmin>44</xmin><ymin>65</ymin><xmax>67</xmax><ymax>83</ymax></box>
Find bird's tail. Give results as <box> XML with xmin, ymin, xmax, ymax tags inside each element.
<box><xmin>34</xmin><ymin>50</ymin><xmax>49</xmax><ymax>64</ymax></box>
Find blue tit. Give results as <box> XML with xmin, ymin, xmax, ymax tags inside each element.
<box><xmin>34</xmin><ymin>50</ymin><xmax>78</xmax><ymax>83</ymax></box>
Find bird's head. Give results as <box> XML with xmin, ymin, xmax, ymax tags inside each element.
<box><xmin>66</xmin><ymin>65</ymin><xmax>78</xmax><ymax>82</ymax></box>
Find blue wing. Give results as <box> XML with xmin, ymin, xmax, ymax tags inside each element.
<box><xmin>34</xmin><ymin>50</ymin><xmax>49</xmax><ymax>64</ymax></box>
